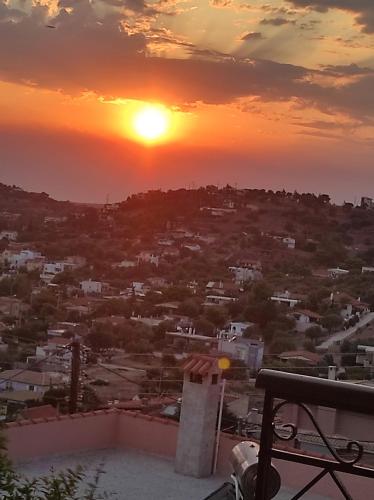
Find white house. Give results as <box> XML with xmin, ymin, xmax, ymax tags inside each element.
<box><xmin>219</xmin><ymin>321</ymin><xmax>254</xmax><ymax>339</ymax></box>
<box><xmin>41</xmin><ymin>261</ymin><xmax>75</xmax><ymax>283</ymax></box>
<box><xmin>34</xmin><ymin>337</ymin><xmax>72</xmax><ymax>367</ymax></box>
<box><xmin>328</xmin><ymin>267</ymin><xmax>349</xmax><ymax>278</ymax></box>
<box><xmin>229</xmin><ymin>266</ymin><xmax>262</xmax><ymax>284</ymax></box>
<box><xmin>132</xmin><ymin>281</ymin><xmax>151</xmax><ymax>296</ymax></box>
<box><xmin>356</xmin><ymin>345</ymin><xmax>374</xmax><ymax>367</ymax></box>
<box><xmin>183</xmin><ymin>243</ymin><xmax>201</xmax><ymax>252</ymax></box>
<box><xmin>41</xmin><ymin>258</ymin><xmax>84</xmax><ymax>283</ymax></box>
<box><xmin>282</xmin><ymin>237</ymin><xmax>296</xmax><ymax>249</ymax></box>
<box><xmin>0</xmin><ymin>230</ymin><xmax>18</xmax><ymax>241</ymax></box>
<box><xmin>137</xmin><ymin>251</ymin><xmax>160</xmax><ymax>267</ymax></box>
<box><xmin>115</xmin><ymin>259</ymin><xmax>137</xmax><ymax>268</ymax></box>
<box><xmin>218</xmin><ymin>338</ymin><xmax>264</xmax><ymax>371</ymax></box>
<box><xmin>157</xmin><ymin>238</ymin><xmax>174</xmax><ymax>246</ymax></box>
<box><xmin>195</xmin><ymin>234</ymin><xmax>216</xmax><ymax>244</ymax></box>
<box><xmin>0</xmin><ymin>370</ymin><xmax>65</xmax><ymax>395</ymax></box>
<box><xmin>271</xmin><ymin>291</ymin><xmax>300</xmax><ymax>308</ymax></box>
<box><xmin>1</xmin><ymin>249</ymin><xmax>42</xmax><ymax>269</ymax></box>
<box><xmin>80</xmin><ymin>279</ymin><xmax>103</xmax><ymax>295</ymax></box>
<box><xmin>229</xmin><ymin>321</ymin><xmax>253</xmax><ymax>336</ymax></box>
<box><xmin>361</xmin><ymin>197</ymin><xmax>374</xmax><ymax>209</ymax></box>
<box><xmin>200</xmin><ymin>207</ymin><xmax>237</xmax><ymax>216</ymax></box>
<box><xmin>362</xmin><ymin>266</ymin><xmax>374</xmax><ymax>274</ymax></box>
<box><xmin>26</xmin><ymin>256</ymin><xmax>46</xmax><ymax>272</ymax></box>
<box><xmin>204</xmin><ymin>295</ymin><xmax>238</xmax><ymax>306</ymax></box>
<box><xmin>340</xmin><ymin>298</ymin><xmax>369</xmax><ymax>320</ymax></box>
<box><xmin>291</xmin><ymin>309</ymin><xmax>322</xmax><ymax>333</ymax></box>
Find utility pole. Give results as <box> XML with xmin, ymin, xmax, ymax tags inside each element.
<box><xmin>69</xmin><ymin>339</ymin><xmax>80</xmax><ymax>414</ymax></box>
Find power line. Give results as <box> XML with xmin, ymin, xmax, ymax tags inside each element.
<box><xmin>96</xmin><ymin>363</ymin><xmax>144</xmax><ymax>385</ymax></box>
<box><xmin>0</xmin><ymin>343</ymin><xmax>72</xmax><ymax>386</ymax></box>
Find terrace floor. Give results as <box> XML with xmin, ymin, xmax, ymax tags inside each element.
<box><xmin>17</xmin><ymin>448</ymin><xmax>330</xmax><ymax>500</ymax></box>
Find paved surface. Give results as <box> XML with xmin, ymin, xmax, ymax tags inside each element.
<box><xmin>17</xmin><ymin>448</ymin><xmax>329</xmax><ymax>499</ymax></box>
<box><xmin>317</xmin><ymin>312</ymin><xmax>374</xmax><ymax>350</ymax></box>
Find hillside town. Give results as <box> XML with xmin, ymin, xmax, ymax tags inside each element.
<box><xmin>1</xmin><ymin>182</ymin><xmax>374</xmax><ymax>427</ymax></box>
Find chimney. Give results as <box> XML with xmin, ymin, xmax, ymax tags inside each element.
<box><xmin>175</xmin><ymin>354</ymin><xmax>222</xmax><ymax>478</ymax></box>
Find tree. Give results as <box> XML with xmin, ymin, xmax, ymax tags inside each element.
<box><xmin>161</xmin><ymin>353</ymin><xmax>177</xmax><ymax>367</ymax></box>
<box><xmin>178</xmin><ymin>298</ymin><xmax>201</xmax><ymax>318</ymax></box>
<box><xmin>204</xmin><ymin>306</ymin><xmax>228</xmax><ymax>329</ymax></box>
<box><xmin>305</xmin><ymin>326</ymin><xmax>324</xmax><ymax>342</ymax></box>
<box><xmin>269</xmin><ymin>336</ymin><xmax>296</xmax><ymax>354</ymax></box>
<box><xmin>86</xmin><ymin>328</ymin><xmax>116</xmax><ymax>352</ymax></box>
<box><xmin>244</xmin><ymin>300</ymin><xmax>277</xmax><ymax>328</ymax></box>
<box><xmin>193</xmin><ymin>317</ymin><xmax>215</xmax><ymax>336</ymax></box>
<box><xmin>321</xmin><ymin>314</ymin><xmax>343</xmax><ymax>333</ymax></box>
<box><xmin>224</xmin><ymin>359</ymin><xmax>248</xmax><ymax>380</ymax></box>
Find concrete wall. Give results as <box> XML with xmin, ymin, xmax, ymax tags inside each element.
<box><xmin>4</xmin><ymin>409</ymin><xmax>373</xmax><ymax>499</ymax></box>
<box><xmin>117</xmin><ymin>411</ymin><xmax>178</xmax><ymax>458</ymax></box>
<box><xmin>6</xmin><ymin>410</ymin><xmax>118</xmax><ymax>460</ymax></box>
<box><xmin>282</xmin><ymin>402</ymin><xmax>374</xmax><ymax>442</ymax></box>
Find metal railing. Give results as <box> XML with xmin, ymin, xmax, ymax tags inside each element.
<box><xmin>255</xmin><ymin>369</ymin><xmax>374</xmax><ymax>500</ymax></box>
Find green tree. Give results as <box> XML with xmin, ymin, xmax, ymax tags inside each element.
<box><xmin>86</xmin><ymin>327</ymin><xmax>116</xmax><ymax>352</ymax></box>
<box><xmin>178</xmin><ymin>298</ymin><xmax>201</xmax><ymax>318</ymax></box>
<box><xmin>321</xmin><ymin>314</ymin><xmax>343</xmax><ymax>333</ymax></box>
<box><xmin>204</xmin><ymin>306</ymin><xmax>228</xmax><ymax>329</ymax></box>
<box><xmin>224</xmin><ymin>359</ymin><xmax>248</xmax><ymax>380</ymax></box>
<box><xmin>193</xmin><ymin>317</ymin><xmax>215</xmax><ymax>336</ymax></box>
<box><xmin>305</xmin><ymin>326</ymin><xmax>324</xmax><ymax>342</ymax></box>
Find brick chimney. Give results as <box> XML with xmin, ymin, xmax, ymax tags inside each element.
<box><xmin>175</xmin><ymin>354</ymin><xmax>222</xmax><ymax>478</ymax></box>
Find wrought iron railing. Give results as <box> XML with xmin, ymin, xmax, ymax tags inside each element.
<box><xmin>255</xmin><ymin>369</ymin><xmax>374</xmax><ymax>500</ymax></box>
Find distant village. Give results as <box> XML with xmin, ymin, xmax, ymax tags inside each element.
<box><xmin>1</xmin><ymin>182</ymin><xmax>374</xmax><ymax>424</ymax></box>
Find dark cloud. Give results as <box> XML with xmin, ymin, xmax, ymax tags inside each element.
<box><xmin>296</xmin><ymin>120</ymin><xmax>342</xmax><ymax>129</ymax></box>
<box><xmin>298</xmin><ymin>19</ymin><xmax>321</xmax><ymax>30</ymax></box>
<box><xmin>321</xmin><ymin>63</ymin><xmax>374</xmax><ymax>75</ymax></box>
<box><xmin>261</xmin><ymin>4</ymin><xmax>297</xmax><ymax>15</ymax></box>
<box><xmin>260</xmin><ymin>17</ymin><xmax>295</xmax><ymax>26</ymax></box>
<box><xmin>0</xmin><ymin>1</ymin><xmax>373</xmax><ymax>121</ymax></box>
<box><xmin>209</xmin><ymin>0</ymin><xmax>233</xmax><ymax>7</ymax></box>
<box><xmin>241</xmin><ymin>32</ymin><xmax>263</xmax><ymax>41</ymax></box>
<box><xmin>0</xmin><ymin>1</ymin><xmax>25</xmax><ymax>20</ymax></box>
<box><xmin>286</xmin><ymin>0</ymin><xmax>374</xmax><ymax>33</ymax></box>
<box><xmin>296</xmin><ymin>129</ymin><xmax>340</xmax><ymax>140</ymax></box>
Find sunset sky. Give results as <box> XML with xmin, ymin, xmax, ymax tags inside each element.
<box><xmin>0</xmin><ymin>0</ymin><xmax>373</xmax><ymax>202</ymax></box>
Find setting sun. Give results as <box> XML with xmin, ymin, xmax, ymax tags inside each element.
<box><xmin>133</xmin><ymin>104</ymin><xmax>171</xmax><ymax>143</ymax></box>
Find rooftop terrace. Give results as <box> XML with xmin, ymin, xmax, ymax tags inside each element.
<box><xmin>4</xmin><ymin>406</ymin><xmax>371</xmax><ymax>499</ymax></box>
<box><xmin>17</xmin><ymin>447</ymin><xmax>328</xmax><ymax>500</ymax></box>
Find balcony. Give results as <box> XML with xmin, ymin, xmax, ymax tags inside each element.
<box><xmin>5</xmin><ymin>370</ymin><xmax>374</xmax><ymax>499</ymax></box>
<box><xmin>209</xmin><ymin>369</ymin><xmax>374</xmax><ymax>499</ymax></box>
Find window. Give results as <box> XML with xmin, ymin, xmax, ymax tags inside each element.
<box><xmin>190</xmin><ymin>373</ymin><xmax>203</xmax><ymax>384</ymax></box>
<box><xmin>29</xmin><ymin>385</ymin><xmax>35</xmax><ymax>391</ymax></box>
<box><xmin>212</xmin><ymin>374</ymin><xmax>218</xmax><ymax>385</ymax></box>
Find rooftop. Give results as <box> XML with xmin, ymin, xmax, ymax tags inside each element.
<box><xmin>17</xmin><ymin>448</ymin><xmax>327</xmax><ymax>500</ymax></box>
<box><xmin>3</xmin><ymin>408</ymin><xmax>355</xmax><ymax>499</ymax></box>
<box><xmin>18</xmin><ymin>448</ymin><xmax>223</xmax><ymax>500</ymax></box>
<box><xmin>0</xmin><ymin>369</ymin><xmax>66</xmax><ymax>386</ymax></box>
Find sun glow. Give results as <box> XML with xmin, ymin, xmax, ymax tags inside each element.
<box><xmin>132</xmin><ymin>104</ymin><xmax>171</xmax><ymax>143</ymax></box>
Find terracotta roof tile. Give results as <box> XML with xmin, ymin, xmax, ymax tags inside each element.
<box><xmin>182</xmin><ymin>354</ymin><xmax>219</xmax><ymax>375</ymax></box>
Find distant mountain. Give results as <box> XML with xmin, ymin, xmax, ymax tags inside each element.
<box><xmin>0</xmin><ymin>183</ymin><xmax>72</xmax><ymax>214</ymax></box>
